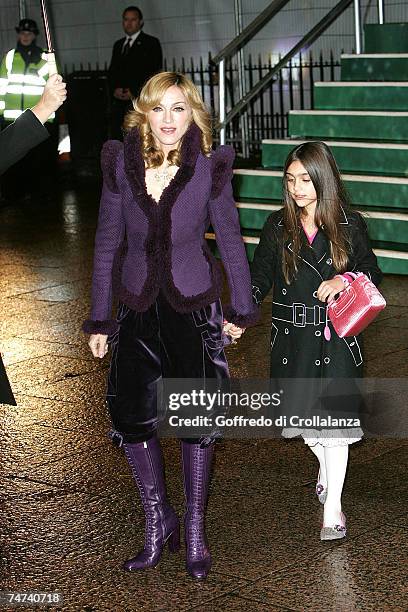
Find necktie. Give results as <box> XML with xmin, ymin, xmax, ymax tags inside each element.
<box><xmin>122</xmin><ymin>38</ymin><xmax>131</xmax><ymax>56</ymax></box>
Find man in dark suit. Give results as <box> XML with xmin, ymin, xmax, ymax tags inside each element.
<box><xmin>108</xmin><ymin>5</ymin><xmax>162</xmax><ymax>140</ymax></box>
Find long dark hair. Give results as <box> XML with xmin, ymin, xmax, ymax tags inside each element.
<box><xmin>282</xmin><ymin>141</ymin><xmax>351</xmax><ymax>284</ymax></box>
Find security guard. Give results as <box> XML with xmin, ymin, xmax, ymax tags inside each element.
<box><xmin>0</xmin><ymin>19</ymin><xmax>51</xmax><ymax>122</ymax></box>
<box><xmin>0</xmin><ymin>19</ymin><xmax>58</xmax><ymax>201</ymax></box>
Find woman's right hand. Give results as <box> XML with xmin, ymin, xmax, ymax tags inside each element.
<box><xmin>88</xmin><ymin>334</ymin><xmax>109</xmax><ymax>358</ymax></box>
<box><xmin>223</xmin><ymin>321</ymin><xmax>245</xmax><ymax>344</ymax></box>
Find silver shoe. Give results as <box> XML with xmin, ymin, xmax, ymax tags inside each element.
<box><xmin>320</xmin><ymin>513</ymin><xmax>346</xmax><ymax>541</ymax></box>
<box><xmin>316</xmin><ymin>482</ymin><xmax>327</xmax><ymax>505</ymax></box>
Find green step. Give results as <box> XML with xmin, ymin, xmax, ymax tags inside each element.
<box><xmin>233</xmin><ymin>169</ymin><xmax>408</xmax><ymax>210</ymax></box>
<box><xmin>365</xmin><ymin>24</ymin><xmax>408</xmax><ymax>54</ymax></box>
<box><xmin>288</xmin><ymin>110</ymin><xmax>408</xmax><ymax>141</ymax></box>
<box><xmin>206</xmin><ymin>231</ymin><xmax>408</xmax><ymax>274</ymax></box>
<box><xmin>341</xmin><ymin>54</ymin><xmax>408</xmax><ymax>81</ymax></box>
<box><xmin>261</xmin><ymin>139</ymin><xmax>408</xmax><ymax>177</ymax></box>
<box><xmin>235</xmin><ymin>202</ymin><xmax>408</xmax><ymax>245</ymax></box>
<box><xmin>237</xmin><ymin>202</ymin><xmax>277</xmax><ymax>230</ymax></box>
<box><xmin>234</xmin><ymin>170</ymin><xmax>283</xmax><ymax>200</ymax></box>
<box><xmin>314</xmin><ymin>82</ymin><xmax>408</xmax><ymax>111</ymax></box>
<box><xmin>374</xmin><ymin>249</ymin><xmax>408</xmax><ymax>274</ymax></box>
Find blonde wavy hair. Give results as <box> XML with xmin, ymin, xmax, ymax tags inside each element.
<box><xmin>123</xmin><ymin>71</ymin><xmax>213</xmax><ymax>168</ymax></box>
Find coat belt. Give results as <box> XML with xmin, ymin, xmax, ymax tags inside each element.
<box><xmin>272</xmin><ymin>302</ymin><xmax>327</xmax><ymax>327</ymax></box>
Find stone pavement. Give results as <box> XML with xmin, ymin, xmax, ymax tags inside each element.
<box><xmin>0</xmin><ymin>187</ymin><xmax>406</xmax><ymax>611</ymax></box>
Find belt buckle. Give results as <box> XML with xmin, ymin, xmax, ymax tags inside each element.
<box><xmin>314</xmin><ymin>304</ymin><xmax>323</xmax><ymax>325</ymax></box>
<box><xmin>293</xmin><ymin>303</ymin><xmax>306</xmax><ymax>327</ymax></box>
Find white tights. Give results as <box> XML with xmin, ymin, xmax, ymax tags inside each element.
<box><xmin>309</xmin><ymin>443</ymin><xmax>349</xmax><ymax>527</ymax></box>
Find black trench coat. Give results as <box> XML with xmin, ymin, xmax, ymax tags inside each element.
<box><xmin>251</xmin><ymin>208</ymin><xmax>383</xmax><ymax>380</ymax></box>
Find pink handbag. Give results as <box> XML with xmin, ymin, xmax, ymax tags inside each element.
<box><xmin>327</xmin><ymin>272</ymin><xmax>386</xmax><ymax>338</ymax></box>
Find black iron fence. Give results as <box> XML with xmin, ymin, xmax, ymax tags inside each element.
<box><xmin>164</xmin><ymin>51</ymin><xmax>340</xmax><ymax>153</ymax></box>
<box><xmin>64</xmin><ymin>50</ymin><xmax>341</xmax><ymax>160</ymax></box>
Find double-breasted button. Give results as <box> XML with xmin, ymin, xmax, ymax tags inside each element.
<box><xmin>285</xmin><ymin>328</ymin><xmax>289</xmax><ymax>334</ymax></box>
<box><xmin>315</xmin><ymin>330</ymin><xmax>321</xmax><ymax>337</ymax></box>
<box><xmin>313</xmin><ymin>291</ymin><xmax>318</xmax><ymax>298</ymax></box>
<box><xmin>282</xmin><ymin>288</ymin><xmax>287</xmax><ymax>295</ymax></box>
<box><xmin>315</xmin><ymin>359</ymin><xmax>320</xmax><ymax>366</ymax></box>
<box><xmin>326</xmin><ymin>258</ymin><xmax>333</xmax><ymax>265</ymax></box>
<box><xmin>282</xmin><ymin>358</ymin><xmax>288</xmax><ymax>364</ymax></box>
<box><xmin>324</xmin><ymin>357</ymin><xmax>330</xmax><ymax>364</ymax></box>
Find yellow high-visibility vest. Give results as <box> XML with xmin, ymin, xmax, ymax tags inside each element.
<box><xmin>0</xmin><ymin>48</ymin><xmax>54</xmax><ymax>121</ymax></box>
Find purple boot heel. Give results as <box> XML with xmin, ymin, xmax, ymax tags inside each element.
<box><xmin>123</xmin><ymin>437</ymin><xmax>180</xmax><ymax>571</ymax></box>
<box><xmin>181</xmin><ymin>441</ymin><xmax>214</xmax><ymax>580</ymax></box>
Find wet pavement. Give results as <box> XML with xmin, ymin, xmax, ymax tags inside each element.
<box><xmin>0</xmin><ymin>183</ymin><xmax>407</xmax><ymax>611</ymax></box>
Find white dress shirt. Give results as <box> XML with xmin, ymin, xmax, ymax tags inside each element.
<box><xmin>122</xmin><ymin>30</ymin><xmax>141</xmax><ymax>52</ymax></box>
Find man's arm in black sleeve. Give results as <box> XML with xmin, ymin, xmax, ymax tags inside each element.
<box><xmin>152</xmin><ymin>38</ymin><xmax>163</xmax><ymax>72</ymax></box>
<box><xmin>0</xmin><ymin>109</ymin><xmax>48</xmax><ymax>176</ymax></box>
<box><xmin>108</xmin><ymin>41</ymin><xmax>121</xmax><ymax>93</ymax></box>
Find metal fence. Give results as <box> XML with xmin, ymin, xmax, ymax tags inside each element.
<box><xmin>64</xmin><ymin>50</ymin><xmax>341</xmax><ymax>159</ymax></box>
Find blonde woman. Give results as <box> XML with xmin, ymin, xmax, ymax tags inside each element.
<box><xmin>83</xmin><ymin>72</ymin><xmax>257</xmax><ymax>579</ymax></box>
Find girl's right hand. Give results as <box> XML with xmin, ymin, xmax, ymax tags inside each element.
<box><xmin>88</xmin><ymin>334</ymin><xmax>109</xmax><ymax>358</ymax></box>
<box><xmin>316</xmin><ymin>277</ymin><xmax>345</xmax><ymax>303</ymax></box>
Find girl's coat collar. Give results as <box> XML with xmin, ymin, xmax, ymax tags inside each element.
<box><xmin>279</xmin><ymin>209</ymin><xmax>350</xmax><ymax>280</ymax></box>
<box><xmin>277</xmin><ymin>205</ymin><xmax>349</xmax><ymax>228</ymax></box>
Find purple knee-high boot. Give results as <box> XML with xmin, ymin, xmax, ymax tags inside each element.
<box><xmin>123</xmin><ymin>436</ymin><xmax>180</xmax><ymax>571</ymax></box>
<box><xmin>181</xmin><ymin>441</ymin><xmax>215</xmax><ymax>580</ymax></box>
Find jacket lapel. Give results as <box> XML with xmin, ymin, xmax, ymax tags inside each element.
<box><xmin>129</xmin><ymin>32</ymin><xmax>146</xmax><ymax>55</ymax></box>
<box><xmin>278</xmin><ymin>213</ymin><xmax>324</xmax><ymax>281</ymax></box>
<box><xmin>308</xmin><ymin>231</ymin><xmax>331</xmax><ymax>278</ymax></box>
<box><xmin>287</xmin><ymin>237</ymin><xmax>324</xmax><ymax>280</ymax></box>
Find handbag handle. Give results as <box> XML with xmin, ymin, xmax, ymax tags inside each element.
<box><xmin>330</xmin><ymin>286</ymin><xmax>357</xmax><ymax>317</ymax></box>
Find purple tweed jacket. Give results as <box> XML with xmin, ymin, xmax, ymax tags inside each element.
<box><xmin>83</xmin><ymin>123</ymin><xmax>258</xmax><ymax>335</ymax></box>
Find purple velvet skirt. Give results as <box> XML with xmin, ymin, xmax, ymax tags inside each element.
<box><xmin>106</xmin><ymin>292</ymin><xmax>230</xmax><ymax>443</ymax></box>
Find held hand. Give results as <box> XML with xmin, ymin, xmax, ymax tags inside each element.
<box><xmin>31</xmin><ymin>74</ymin><xmax>67</xmax><ymax>124</ymax></box>
<box><xmin>88</xmin><ymin>334</ymin><xmax>109</xmax><ymax>358</ymax></box>
<box><xmin>223</xmin><ymin>321</ymin><xmax>245</xmax><ymax>344</ymax></box>
<box><xmin>316</xmin><ymin>277</ymin><xmax>345</xmax><ymax>303</ymax></box>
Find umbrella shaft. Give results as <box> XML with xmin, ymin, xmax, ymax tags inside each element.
<box><xmin>41</xmin><ymin>0</ymin><xmax>53</xmax><ymax>51</ymax></box>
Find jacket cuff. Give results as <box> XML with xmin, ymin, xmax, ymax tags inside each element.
<box><xmin>82</xmin><ymin>319</ymin><xmax>119</xmax><ymax>335</ymax></box>
<box><xmin>223</xmin><ymin>305</ymin><xmax>260</xmax><ymax>328</ymax></box>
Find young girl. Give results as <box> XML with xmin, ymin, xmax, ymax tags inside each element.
<box><xmin>251</xmin><ymin>141</ymin><xmax>382</xmax><ymax>540</ymax></box>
